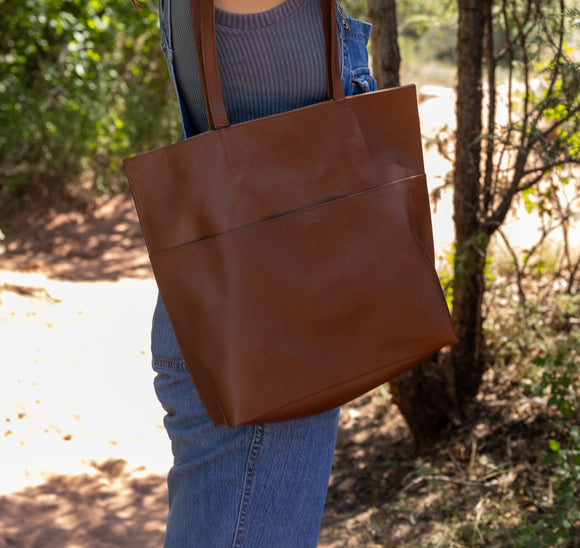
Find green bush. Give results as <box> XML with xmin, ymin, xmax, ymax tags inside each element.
<box><xmin>498</xmin><ymin>352</ymin><xmax>580</xmax><ymax>547</ymax></box>
<box><xmin>485</xmin><ymin>260</ymin><xmax>580</xmax><ymax>545</ymax></box>
<box><xmin>0</xmin><ymin>0</ymin><xmax>179</xmax><ymax>201</ymax></box>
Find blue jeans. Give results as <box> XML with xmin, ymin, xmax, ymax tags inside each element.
<box><xmin>154</xmin><ymin>356</ymin><xmax>340</xmax><ymax>547</ymax></box>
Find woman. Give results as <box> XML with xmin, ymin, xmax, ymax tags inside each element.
<box><xmin>144</xmin><ymin>0</ymin><xmax>376</xmax><ymax>545</ymax></box>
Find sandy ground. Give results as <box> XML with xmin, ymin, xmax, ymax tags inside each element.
<box><xmin>0</xmin><ymin>93</ymin><xmax>460</xmax><ymax>481</ymax></box>
<box><xmin>0</xmin><ymin>92</ymin><xmax>457</xmax><ymax>480</ymax></box>
<box><xmin>0</xmin><ymin>223</ymin><xmax>171</xmax><ymax>546</ymax></box>
<box><xmin>0</xmin><ymin>273</ymin><xmax>166</xmax><ymax>494</ymax></box>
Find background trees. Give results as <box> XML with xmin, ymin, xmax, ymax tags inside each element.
<box><xmin>378</xmin><ymin>3</ymin><xmax>579</xmax><ymax>540</ymax></box>
<box><xmin>367</xmin><ymin>0</ymin><xmax>400</xmax><ymax>88</ymax></box>
<box><xmin>453</xmin><ymin>0</ymin><xmax>579</xmax><ymax>402</ymax></box>
<box><xmin>381</xmin><ymin>0</ymin><xmax>580</xmax><ymax>447</ymax></box>
<box><xmin>0</xmin><ymin>0</ymin><xmax>179</xmax><ymax>206</ymax></box>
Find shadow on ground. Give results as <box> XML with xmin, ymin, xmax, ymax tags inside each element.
<box><xmin>0</xmin><ymin>459</ymin><xmax>166</xmax><ymax>548</ymax></box>
<box><xmin>1</xmin><ymin>193</ymin><xmax>152</xmax><ymax>282</ymax></box>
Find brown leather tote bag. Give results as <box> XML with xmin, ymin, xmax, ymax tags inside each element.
<box><xmin>124</xmin><ymin>0</ymin><xmax>457</xmax><ymax>427</ymax></box>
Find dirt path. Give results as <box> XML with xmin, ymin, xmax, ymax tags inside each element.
<box><xmin>0</xmin><ymin>193</ymin><xmax>170</xmax><ymax>547</ymax></box>
<box><xmin>0</xmin><ymin>92</ymin><xmax>476</xmax><ymax>548</ymax></box>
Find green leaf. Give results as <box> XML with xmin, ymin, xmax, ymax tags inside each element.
<box><xmin>560</xmin><ymin>402</ymin><xmax>574</xmax><ymax>419</ymax></box>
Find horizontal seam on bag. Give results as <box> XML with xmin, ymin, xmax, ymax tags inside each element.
<box><xmin>150</xmin><ymin>172</ymin><xmax>426</xmax><ymax>258</ymax></box>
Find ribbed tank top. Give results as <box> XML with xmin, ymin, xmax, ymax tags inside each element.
<box><xmin>170</xmin><ymin>0</ymin><xmax>327</xmax><ymax>133</ymax></box>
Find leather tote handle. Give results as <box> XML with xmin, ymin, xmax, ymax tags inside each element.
<box><xmin>189</xmin><ymin>0</ymin><xmax>344</xmax><ymax>130</ymax></box>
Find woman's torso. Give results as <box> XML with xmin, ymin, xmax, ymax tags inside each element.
<box><xmin>171</xmin><ymin>0</ymin><xmax>327</xmax><ymax>132</ymax></box>
<box><xmin>158</xmin><ymin>0</ymin><xmax>377</xmax><ymax>139</ymax></box>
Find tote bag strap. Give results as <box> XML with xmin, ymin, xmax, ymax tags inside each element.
<box><xmin>189</xmin><ymin>0</ymin><xmax>344</xmax><ymax>131</ymax></box>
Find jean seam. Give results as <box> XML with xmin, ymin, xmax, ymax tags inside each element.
<box><xmin>152</xmin><ymin>356</ymin><xmax>187</xmax><ymax>371</ymax></box>
<box><xmin>232</xmin><ymin>424</ymin><xmax>265</xmax><ymax>548</ymax></box>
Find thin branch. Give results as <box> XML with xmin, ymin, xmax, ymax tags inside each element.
<box><xmin>528</xmin><ymin>0</ymin><xmax>567</xmax><ymax>136</ymax></box>
<box><xmin>521</xmin><ymin>157</ymin><xmax>580</xmax><ymax>177</ymax></box>
<box><xmin>487</xmin><ymin>166</ymin><xmax>561</xmax><ymax>233</ymax></box>
<box><xmin>494</xmin><ymin>0</ymin><xmax>534</xmax><ymax>62</ymax></box>
<box><xmin>537</xmin><ymin>105</ymin><xmax>580</xmax><ymax>142</ymax></box>
<box><xmin>491</xmin><ymin>0</ymin><xmax>536</xmax><ymax>232</ymax></box>
<box><xmin>522</xmin><ymin>219</ymin><xmax>563</xmax><ymax>275</ymax></box>
<box><xmin>485</xmin><ymin>164</ymin><xmax>536</xmax><ymax>235</ymax></box>
<box><xmin>513</xmin><ymin>0</ymin><xmax>532</xmax><ymax>157</ymax></box>
<box><xmin>501</xmin><ymin>0</ymin><xmax>514</xmax><ymax>161</ymax></box>
<box><xmin>548</xmin><ymin>175</ymin><xmax>580</xmax><ymax>295</ymax></box>
<box><xmin>569</xmin><ymin>255</ymin><xmax>580</xmax><ymax>294</ymax></box>
<box><xmin>553</xmin><ymin>179</ymin><xmax>572</xmax><ymax>279</ymax></box>
<box><xmin>401</xmin><ymin>474</ymin><xmax>501</xmax><ymax>494</ymax></box>
<box><xmin>498</xmin><ymin>228</ymin><xmax>526</xmax><ymax>306</ymax></box>
<box><xmin>517</xmin><ymin>171</ymin><xmax>548</xmax><ymax>192</ymax></box>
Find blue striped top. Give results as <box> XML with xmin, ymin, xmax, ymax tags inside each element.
<box><xmin>171</xmin><ymin>0</ymin><xmax>328</xmax><ymax>133</ymax></box>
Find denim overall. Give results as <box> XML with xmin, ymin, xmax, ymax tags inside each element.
<box><xmin>152</xmin><ymin>3</ymin><xmax>376</xmax><ymax>546</ymax></box>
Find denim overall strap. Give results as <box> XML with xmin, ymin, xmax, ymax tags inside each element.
<box><xmin>158</xmin><ymin>0</ymin><xmax>195</xmax><ymax>137</ymax></box>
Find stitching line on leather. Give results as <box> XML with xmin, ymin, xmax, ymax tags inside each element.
<box><xmin>150</xmin><ymin>173</ymin><xmax>426</xmax><ymax>257</ymax></box>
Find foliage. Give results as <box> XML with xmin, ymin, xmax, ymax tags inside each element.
<box><xmin>0</xmin><ymin>0</ymin><xmax>179</xmax><ymax>202</ymax></box>
<box><xmin>341</xmin><ymin>0</ymin><xmax>367</xmax><ymax>19</ymax></box>
<box><xmin>390</xmin><ymin>0</ymin><xmax>459</xmax><ymax>81</ymax></box>
<box><xmin>527</xmin><ymin>353</ymin><xmax>580</xmax><ymax>546</ymax></box>
<box><xmin>380</xmin><ymin>262</ymin><xmax>579</xmax><ymax>547</ymax></box>
<box><xmin>484</xmin><ymin>162</ymin><xmax>579</xmax><ymax>544</ymax></box>
<box><xmin>484</xmin><ymin>161</ymin><xmax>579</xmax><ymax>371</ymax></box>
<box><xmin>345</xmin><ymin>0</ymin><xmax>458</xmax><ymax>84</ymax></box>
<box><xmin>436</xmin><ymin>246</ymin><xmax>456</xmax><ymax>308</ymax></box>
<box><xmin>483</xmin><ymin>228</ymin><xmax>580</xmax><ymax>544</ymax></box>
<box><xmin>397</xmin><ymin>0</ymin><xmax>457</xmax><ymax>48</ymax></box>
<box><xmin>441</xmin><ymin>0</ymin><xmax>580</xmax><ymax>415</ymax></box>
<box><xmin>476</xmin><ymin>0</ymin><xmax>580</xmax><ymax>241</ymax></box>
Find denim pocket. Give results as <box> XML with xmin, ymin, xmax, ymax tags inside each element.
<box><xmin>151</xmin><ymin>293</ymin><xmax>188</xmax><ymax>370</ymax></box>
<box><xmin>352</xmin><ymin>67</ymin><xmax>378</xmax><ymax>95</ymax></box>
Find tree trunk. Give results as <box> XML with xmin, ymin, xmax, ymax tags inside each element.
<box><xmin>389</xmin><ymin>355</ymin><xmax>456</xmax><ymax>447</ymax></box>
<box><xmin>367</xmin><ymin>0</ymin><xmax>400</xmax><ymax>89</ymax></box>
<box><xmin>449</xmin><ymin>0</ymin><xmax>488</xmax><ymax>405</ymax></box>
<box><xmin>366</xmin><ymin>0</ymin><xmax>455</xmax><ymax>447</ymax></box>
<box><xmin>387</xmin><ymin>0</ymin><xmax>488</xmax><ymax>447</ymax></box>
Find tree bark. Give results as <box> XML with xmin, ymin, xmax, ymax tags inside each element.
<box><xmin>449</xmin><ymin>0</ymin><xmax>488</xmax><ymax>404</ymax></box>
<box><xmin>365</xmin><ymin>0</ymin><xmax>456</xmax><ymax>447</ymax></box>
<box><xmin>389</xmin><ymin>355</ymin><xmax>455</xmax><ymax>447</ymax></box>
<box><xmin>388</xmin><ymin>0</ymin><xmax>488</xmax><ymax>447</ymax></box>
<box><xmin>367</xmin><ymin>0</ymin><xmax>401</xmax><ymax>89</ymax></box>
